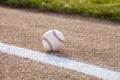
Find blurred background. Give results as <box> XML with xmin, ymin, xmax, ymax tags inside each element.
<box><xmin>0</xmin><ymin>0</ymin><xmax>120</xmax><ymax>22</ymax></box>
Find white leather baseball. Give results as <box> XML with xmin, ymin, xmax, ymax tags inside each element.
<box><xmin>42</xmin><ymin>30</ymin><xmax>65</xmax><ymax>51</ymax></box>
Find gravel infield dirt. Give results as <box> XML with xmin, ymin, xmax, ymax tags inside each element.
<box><xmin>0</xmin><ymin>6</ymin><xmax>120</xmax><ymax>80</ymax></box>
<box><xmin>0</xmin><ymin>53</ymin><xmax>100</xmax><ymax>80</ymax></box>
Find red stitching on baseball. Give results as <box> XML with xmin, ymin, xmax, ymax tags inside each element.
<box><xmin>42</xmin><ymin>37</ymin><xmax>53</xmax><ymax>51</ymax></box>
<box><xmin>53</xmin><ymin>31</ymin><xmax>64</xmax><ymax>43</ymax></box>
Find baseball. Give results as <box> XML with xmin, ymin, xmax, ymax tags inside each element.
<box><xmin>42</xmin><ymin>29</ymin><xmax>65</xmax><ymax>51</ymax></box>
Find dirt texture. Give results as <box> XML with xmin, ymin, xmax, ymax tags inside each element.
<box><xmin>0</xmin><ymin>6</ymin><xmax>120</xmax><ymax>80</ymax></box>
<box><xmin>0</xmin><ymin>53</ymin><xmax>100</xmax><ymax>80</ymax></box>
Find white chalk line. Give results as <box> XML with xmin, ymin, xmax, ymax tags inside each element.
<box><xmin>0</xmin><ymin>42</ymin><xmax>120</xmax><ymax>80</ymax></box>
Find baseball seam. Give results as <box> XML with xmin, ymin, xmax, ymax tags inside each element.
<box><xmin>42</xmin><ymin>37</ymin><xmax>53</xmax><ymax>51</ymax></box>
<box><xmin>53</xmin><ymin>30</ymin><xmax>64</xmax><ymax>43</ymax></box>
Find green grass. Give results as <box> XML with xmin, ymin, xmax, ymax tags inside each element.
<box><xmin>0</xmin><ymin>0</ymin><xmax>120</xmax><ymax>22</ymax></box>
